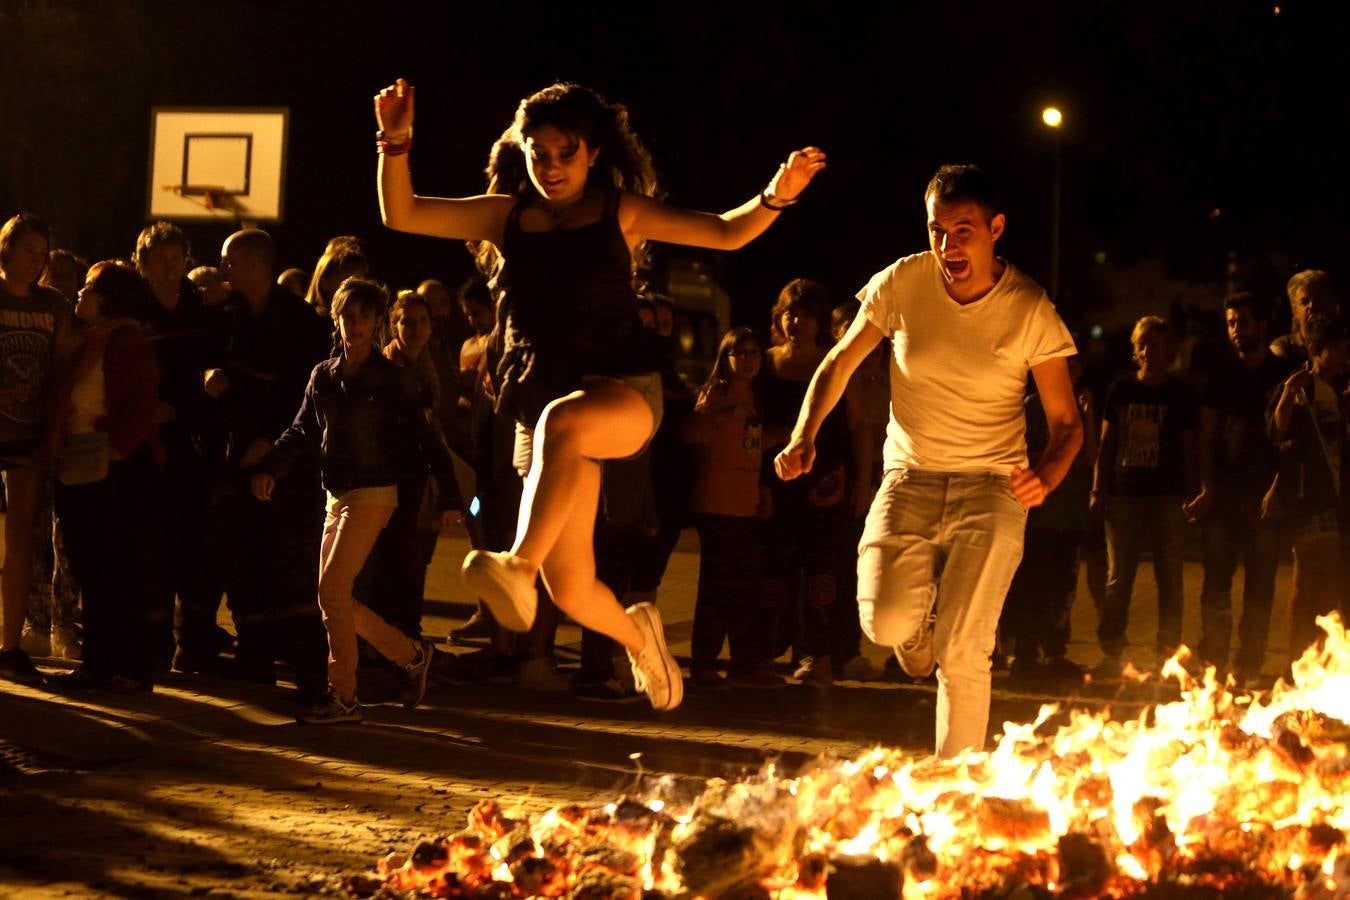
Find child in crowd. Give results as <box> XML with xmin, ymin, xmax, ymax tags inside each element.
<box><xmin>1093</xmin><ymin>317</ymin><xmax>1199</xmax><ymax>676</ymax></box>
<box><xmin>252</xmin><ymin>277</ymin><xmax>461</xmax><ymax>723</ymax></box>
<box><xmin>364</xmin><ymin>290</ymin><xmax>449</xmax><ymax>639</ymax></box>
<box><xmin>682</xmin><ymin>327</ymin><xmax>782</xmax><ymax>688</ymax></box>
<box><xmin>759</xmin><ymin>279</ymin><xmax>855</xmax><ymax>685</ymax></box>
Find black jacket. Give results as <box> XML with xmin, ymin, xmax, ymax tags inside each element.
<box><xmin>262</xmin><ymin>351</ymin><xmax>461</xmax><ymax>511</ymax></box>
<box><xmin>218</xmin><ymin>286</ymin><xmax>332</xmax><ymax>464</ymax></box>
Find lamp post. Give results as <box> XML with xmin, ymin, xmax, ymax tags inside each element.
<box><xmin>1042</xmin><ymin>106</ymin><xmax>1063</xmax><ymax>300</ymax></box>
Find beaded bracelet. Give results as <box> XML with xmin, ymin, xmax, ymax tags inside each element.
<box><xmin>376</xmin><ymin>130</ymin><xmax>413</xmax><ymax>156</ymax></box>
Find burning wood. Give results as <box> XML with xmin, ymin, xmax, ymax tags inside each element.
<box><xmin>359</xmin><ymin>615</ymin><xmax>1350</xmax><ymax>899</ymax></box>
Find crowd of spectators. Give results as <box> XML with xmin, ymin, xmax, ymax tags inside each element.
<box><xmin>0</xmin><ymin>208</ymin><xmax>1345</xmax><ymax>716</ymax></box>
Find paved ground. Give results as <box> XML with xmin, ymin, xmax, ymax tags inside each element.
<box><xmin>0</xmin><ymin>524</ymin><xmax>1302</xmax><ymax>898</ymax></box>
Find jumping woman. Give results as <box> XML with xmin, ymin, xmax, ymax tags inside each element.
<box><xmin>374</xmin><ymin>78</ymin><xmax>824</xmax><ymax>710</ymax></box>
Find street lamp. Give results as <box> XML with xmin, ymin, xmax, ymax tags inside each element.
<box><xmin>1041</xmin><ymin>106</ymin><xmax>1064</xmax><ymax>299</ymax></box>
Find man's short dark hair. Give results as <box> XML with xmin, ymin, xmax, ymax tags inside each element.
<box><xmin>925</xmin><ymin>164</ymin><xmax>1001</xmax><ymax>222</ymax></box>
<box><xmin>134</xmin><ymin>221</ymin><xmax>190</xmax><ymax>267</ymax></box>
<box><xmin>1222</xmin><ymin>291</ymin><xmax>1271</xmax><ymax>324</ymax></box>
<box><xmin>456</xmin><ymin>275</ymin><xmax>491</xmax><ymax>309</ymax></box>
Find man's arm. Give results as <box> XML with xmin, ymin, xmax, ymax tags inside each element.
<box><xmin>774</xmin><ymin>313</ymin><xmax>885</xmax><ymax>480</ymax></box>
<box><xmin>1183</xmin><ymin>405</ymin><xmax>1219</xmax><ymax>521</ymax></box>
<box><xmin>1014</xmin><ymin>356</ymin><xmax>1084</xmax><ymax>507</ymax></box>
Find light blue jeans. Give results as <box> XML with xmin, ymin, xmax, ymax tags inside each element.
<box><xmin>858</xmin><ymin>468</ymin><xmax>1027</xmax><ymax>757</ymax></box>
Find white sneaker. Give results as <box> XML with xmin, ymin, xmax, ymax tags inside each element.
<box><xmin>895</xmin><ymin>613</ymin><xmax>937</xmax><ymax>679</ymax></box>
<box><xmin>461</xmin><ymin>551</ymin><xmax>537</xmax><ymax>633</ymax></box>
<box><xmin>625</xmin><ymin>603</ymin><xmax>683</xmax><ymax>711</ymax></box>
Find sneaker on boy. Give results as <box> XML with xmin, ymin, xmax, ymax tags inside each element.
<box><xmin>401</xmin><ymin>639</ymin><xmax>436</xmax><ymax>710</ymax></box>
<box><xmin>300</xmin><ymin>693</ymin><xmax>362</xmax><ymax>724</ymax></box>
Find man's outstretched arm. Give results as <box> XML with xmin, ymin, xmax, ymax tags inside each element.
<box><xmin>775</xmin><ymin>313</ymin><xmax>886</xmax><ymax>480</ymax></box>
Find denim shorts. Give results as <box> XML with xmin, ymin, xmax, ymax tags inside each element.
<box><xmin>326</xmin><ymin>484</ymin><xmax>399</xmax><ymax>513</ymax></box>
<box><xmin>512</xmin><ymin>372</ymin><xmax>665</xmax><ymax>476</ymax></box>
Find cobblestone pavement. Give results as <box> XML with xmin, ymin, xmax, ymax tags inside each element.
<box><xmin>0</xmin><ymin>528</ymin><xmax>1300</xmax><ymax>897</ymax></box>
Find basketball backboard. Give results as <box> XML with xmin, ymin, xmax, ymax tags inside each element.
<box><xmin>147</xmin><ymin>107</ymin><xmax>289</xmax><ymax>222</ymax></box>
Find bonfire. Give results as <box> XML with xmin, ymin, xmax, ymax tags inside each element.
<box><xmin>355</xmin><ymin>615</ymin><xmax>1350</xmax><ymax>899</ymax></box>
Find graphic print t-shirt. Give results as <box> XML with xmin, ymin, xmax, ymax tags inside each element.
<box><xmin>0</xmin><ymin>284</ymin><xmax>69</xmax><ymax>446</ymax></box>
<box><xmin>1103</xmin><ymin>375</ymin><xmax>1198</xmax><ymax>496</ymax></box>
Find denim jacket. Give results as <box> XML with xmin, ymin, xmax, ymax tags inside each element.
<box><xmin>262</xmin><ymin>352</ymin><xmax>460</xmax><ymax>511</ymax></box>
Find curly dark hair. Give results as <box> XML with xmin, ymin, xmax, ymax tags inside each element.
<box><xmin>471</xmin><ymin>83</ymin><xmax>659</xmax><ymax>282</ymax></box>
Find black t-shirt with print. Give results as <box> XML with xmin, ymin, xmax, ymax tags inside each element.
<box><xmin>0</xmin><ymin>283</ymin><xmax>70</xmax><ymax>448</ymax></box>
<box><xmin>1104</xmin><ymin>375</ymin><xmax>1199</xmax><ymax>496</ymax></box>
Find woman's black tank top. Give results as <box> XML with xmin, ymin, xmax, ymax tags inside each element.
<box><xmin>491</xmin><ymin>189</ymin><xmax>663</xmax><ymax>424</ymax></box>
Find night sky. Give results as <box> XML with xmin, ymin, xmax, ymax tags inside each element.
<box><xmin>5</xmin><ymin>0</ymin><xmax>1349</xmax><ymax>331</ymax></box>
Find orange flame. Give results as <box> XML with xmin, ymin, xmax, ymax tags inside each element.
<box><xmin>369</xmin><ymin>614</ymin><xmax>1350</xmax><ymax>897</ymax></box>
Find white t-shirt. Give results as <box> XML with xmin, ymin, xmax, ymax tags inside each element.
<box><xmin>857</xmin><ymin>251</ymin><xmax>1076</xmax><ymax>474</ymax></box>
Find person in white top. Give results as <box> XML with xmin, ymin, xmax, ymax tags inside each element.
<box><xmin>775</xmin><ymin>165</ymin><xmax>1083</xmax><ymax>757</ymax></box>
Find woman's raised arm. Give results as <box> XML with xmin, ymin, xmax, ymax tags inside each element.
<box><xmin>621</xmin><ymin>147</ymin><xmax>826</xmax><ymax>251</ymax></box>
<box><xmin>375</xmin><ymin>79</ymin><xmax>513</xmax><ymax>242</ymax></box>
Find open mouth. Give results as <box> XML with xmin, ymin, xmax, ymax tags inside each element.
<box><xmin>943</xmin><ymin>258</ymin><xmax>970</xmax><ymax>277</ymax></box>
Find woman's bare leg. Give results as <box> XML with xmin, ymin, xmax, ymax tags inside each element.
<box><xmin>512</xmin><ymin>381</ymin><xmax>653</xmax><ymax>573</ymax></box>
<box><xmin>537</xmin><ymin>454</ymin><xmax>643</xmax><ymax>651</ymax></box>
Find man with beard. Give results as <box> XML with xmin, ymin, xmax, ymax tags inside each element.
<box><xmin>1271</xmin><ymin>270</ymin><xmax>1339</xmax><ymax>365</ymax></box>
<box><xmin>1185</xmin><ymin>292</ymin><xmax>1293</xmax><ymax>683</ymax></box>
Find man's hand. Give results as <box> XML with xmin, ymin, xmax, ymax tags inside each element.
<box><xmin>1282</xmin><ymin>366</ymin><xmax>1312</xmax><ymax>400</ymax></box>
<box><xmin>774</xmin><ymin>435</ymin><xmax>816</xmax><ymax>481</ymax></box>
<box><xmin>251</xmin><ymin>473</ymin><xmax>276</xmax><ymax>502</ymax></box>
<box><xmin>239</xmin><ymin>437</ymin><xmax>272</xmax><ymax>469</ymax></box>
<box><xmin>1183</xmin><ymin>488</ymin><xmax>1213</xmax><ymax>523</ymax></box>
<box><xmin>1010</xmin><ymin>466</ymin><xmax>1047</xmax><ymax>508</ymax></box>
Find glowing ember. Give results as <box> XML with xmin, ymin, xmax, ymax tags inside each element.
<box><xmin>358</xmin><ymin>615</ymin><xmax>1350</xmax><ymax>898</ymax></box>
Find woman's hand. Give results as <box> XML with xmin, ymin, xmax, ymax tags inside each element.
<box><xmin>767</xmin><ymin>147</ymin><xmax>827</xmax><ymax>202</ymax></box>
<box><xmin>375</xmin><ymin>78</ymin><xmax>415</xmax><ymax>139</ymax></box>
